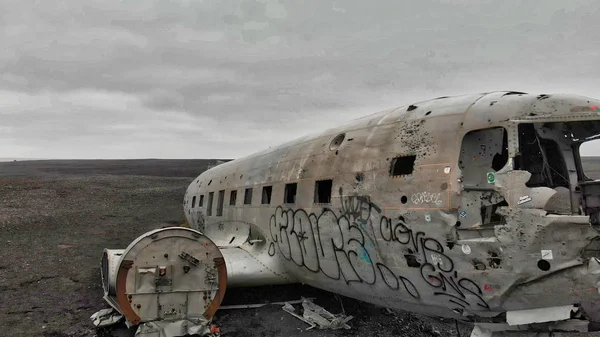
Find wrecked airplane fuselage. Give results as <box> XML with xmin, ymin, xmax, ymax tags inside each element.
<box><xmin>102</xmin><ymin>91</ymin><xmax>600</xmax><ymax>335</ymax></box>
<box><xmin>180</xmin><ymin>92</ymin><xmax>600</xmax><ymax>332</ymax></box>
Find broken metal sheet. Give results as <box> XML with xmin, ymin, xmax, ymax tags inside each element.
<box><xmin>280</xmin><ymin>299</ymin><xmax>353</xmax><ymax>330</ymax></box>
<box><xmin>471</xmin><ymin>323</ymin><xmax>523</xmax><ymax>334</ymax></box>
<box><xmin>506</xmin><ymin>305</ymin><xmax>576</xmax><ymax>326</ymax></box>
<box><xmin>470</xmin><ymin>325</ymin><xmax>493</xmax><ymax>337</ymax></box>
<box><xmin>302</xmin><ymin>304</ymin><xmax>333</xmax><ymax>329</ymax></box>
<box><xmin>90</xmin><ymin>308</ymin><xmax>123</xmax><ymax>328</ymax></box>
<box><xmin>301</xmin><ymin>299</ymin><xmax>353</xmax><ymax>330</ymax></box>
<box><xmin>543</xmin><ymin>186</ymin><xmax>572</xmax><ymax>214</ymax></box>
<box><xmin>493</xmin><ymin>170</ymin><xmax>557</xmax><ymax>209</ymax></box>
<box><xmin>102</xmin><ymin>294</ymin><xmax>122</xmax><ymax>312</ymax></box>
<box><xmin>549</xmin><ymin>319</ymin><xmax>589</xmax><ymax>332</ymax></box>
<box><xmin>589</xmin><ymin>257</ymin><xmax>600</xmax><ymax>275</ymax></box>
<box><xmin>472</xmin><ymin>320</ymin><xmax>590</xmax><ymax>337</ymax></box>
<box><xmin>134</xmin><ymin>319</ymin><xmax>211</xmax><ymax>337</ymax></box>
<box><xmin>456</xmin><ymin>190</ymin><xmax>506</xmax><ymax>230</ymax></box>
<box><xmin>282</xmin><ymin>302</ymin><xmax>317</xmax><ymax>330</ymax></box>
<box><xmin>101</xmin><ymin>249</ymin><xmax>124</xmax><ymax>298</ymax></box>
<box><xmin>472</xmin><ymin>330</ymin><xmax>597</xmax><ymax>337</ymax></box>
<box><xmin>218</xmin><ymin>297</ymin><xmax>315</xmax><ymax>310</ymax></box>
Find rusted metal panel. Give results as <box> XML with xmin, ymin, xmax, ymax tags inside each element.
<box><xmin>102</xmin><ymin>227</ymin><xmax>227</xmax><ymax>327</ymax></box>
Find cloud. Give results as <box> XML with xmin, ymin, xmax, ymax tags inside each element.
<box><xmin>1</xmin><ymin>0</ymin><xmax>600</xmax><ymax>159</ymax></box>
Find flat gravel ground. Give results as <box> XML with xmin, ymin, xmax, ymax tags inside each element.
<box><xmin>3</xmin><ymin>159</ymin><xmax>543</xmax><ymax>337</ymax></box>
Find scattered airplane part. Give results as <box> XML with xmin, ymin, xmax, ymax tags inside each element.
<box><xmin>218</xmin><ymin>297</ymin><xmax>316</xmax><ymax>310</ymax></box>
<box><xmin>471</xmin><ymin>321</ymin><xmax>594</xmax><ymax>337</ymax></box>
<box><xmin>99</xmin><ymin>227</ymin><xmax>226</xmax><ymax>336</ymax></box>
<box><xmin>300</xmin><ymin>299</ymin><xmax>353</xmax><ymax>330</ymax></box>
<box><xmin>282</xmin><ymin>302</ymin><xmax>317</xmax><ymax>330</ymax></box>
<box><xmin>101</xmin><ymin>91</ymin><xmax>600</xmax><ymax>336</ymax></box>
<box><xmin>470</xmin><ymin>305</ymin><xmax>592</xmax><ymax>336</ymax></box>
<box><xmin>505</xmin><ymin>305</ymin><xmax>577</xmax><ymax>326</ymax></box>
<box><xmin>101</xmin><ymin>249</ymin><xmax>125</xmax><ymax>312</ymax></box>
<box><xmin>90</xmin><ymin>308</ymin><xmax>123</xmax><ymax>328</ymax></box>
<box><xmin>280</xmin><ymin>298</ymin><xmax>353</xmax><ymax>330</ymax></box>
<box><xmin>134</xmin><ymin>319</ymin><xmax>212</xmax><ymax>337</ymax></box>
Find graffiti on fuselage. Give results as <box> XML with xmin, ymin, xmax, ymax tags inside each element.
<box><xmin>411</xmin><ymin>191</ymin><xmax>444</xmax><ymax>207</ymax></box>
<box><xmin>380</xmin><ymin>215</ymin><xmax>489</xmax><ymax>310</ymax></box>
<box><xmin>268</xmin><ymin>187</ymin><xmax>489</xmax><ymax>311</ymax></box>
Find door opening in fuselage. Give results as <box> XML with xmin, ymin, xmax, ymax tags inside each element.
<box><xmin>514</xmin><ymin>120</ymin><xmax>600</xmax><ymax>218</ymax></box>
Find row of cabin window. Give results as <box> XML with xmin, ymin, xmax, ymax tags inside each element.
<box><xmin>188</xmin><ymin>154</ymin><xmax>419</xmax><ymax>215</ymax></box>
<box><xmin>190</xmin><ymin>179</ymin><xmax>333</xmax><ymax>216</ymax></box>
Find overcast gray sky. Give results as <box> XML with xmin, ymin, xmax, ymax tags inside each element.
<box><xmin>2</xmin><ymin>0</ymin><xmax>600</xmax><ymax>159</ymax></box>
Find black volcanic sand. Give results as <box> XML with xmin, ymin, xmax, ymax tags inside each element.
<box><xmin>3</xmin><ymin>158</ymin><xmax>600</xmax><ymax>337</ymax></box>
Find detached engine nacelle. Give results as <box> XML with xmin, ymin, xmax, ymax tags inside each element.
<box><xmin>100</xmin><ymin>227</ymin><xmax>227</xmax><ymax>327</ymax></box>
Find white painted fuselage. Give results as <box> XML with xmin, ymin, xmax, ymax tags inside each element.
<box><xmin>183</xmin><ymin>91</ymin><xmax>600</xmax><ymax>325</ymax></box>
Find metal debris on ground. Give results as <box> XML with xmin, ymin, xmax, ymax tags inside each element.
<box><xmin>281</xmin><ymin>298</ymin><xmax>353</xmax><ymax>330</ymax></box>
<box><xmin>219</xmin><ymin>297</ymin><xmax>316</xmax><ymax>310</ymax></box>
<box><xmin>134</xmin><ymin>318</ymin><xmax>218</xmax><ymax>337</ymax></box>
<box><xmin>90</xmin><ymin>308</ymin><xmax>123</xmax><ymax>328</ymax></box>
<box><xmin>282</xmin><ymin>302</ymin><xmax>317</xmax><ymax>330</ymax></box>
<box><xmin>91</xmin><ymin>308</ymin><xmax>220</xmax><ymax>337</ymax></box>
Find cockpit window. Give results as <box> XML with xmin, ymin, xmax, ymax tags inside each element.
<box><xmin>513</xmin><ymin>121</ymin><xmax>600</xmax><ymax>184</ymax></box>
<box><xmin>514</xmin><ymin>123</ymin><xmax>570</xmax><ymax>188</ymax></box>
<box><xmin>579</xmin><ymin>139</ymin><xmax>600</xmax><ymax>180</ymax></box>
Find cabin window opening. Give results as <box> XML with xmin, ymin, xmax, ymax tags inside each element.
<box><xmin>284</xmin><ymin>183</ymin><xmax>297</xmax><ymax>204</ymax></box>
<box><xmin>514</xmin><ymin>123</ymin><xmax>569</xmax><ymax>189</ymax></box>
<box><xmin>492</xmin><ymin>131</ymin><xmax>509</xmax><ymax>171</ymax></box>
<box><xmin>230</xmin><ymin>190</ymin><xmax>237</xmax><ymax>206</ymax></box>
<box><xmin>390</xmin><ymin>155</ymin><xmax>416</xmax><ymax>176</ymax></box>
<box><xmin>192</xmin><ymin>196</ymin><xmax>196</xmax><ymax>208</ymax></box>
<box><xmin>580</xmin><ymin>139</ymin><xmax>600</xmax><ymax>181</ymax></box>
<box><xmin>244</xmin><ymin>188</ymin><xmax>253</xmax><ymax>205</ymax></box>
<box><xmin>216</xmin><ymin>190</ymin><xmax>225</xmax><ymax>216</ymax></box>
<box><xmin>199</xmin><ymin>195</ymin><xmax>204</xmax><ymax>207</ymax></box>
<box><xmin>207</xmin><ymin>192</ymin><xmax>214</xmax><ymax>216</ymax></box>
<box><xmin>541</xmin><ymin>120</ymin><xmax>600</xmax><ymax>218</ymax></box>
<box><xmin>480</xmin><ymin>200</ymin><xmax>508</xmax><ymax>227</ymax></box>
<box><xmin>314</xmin><ymin>179</ymin><xmax>332</xmax><ymax>204</ymax></box>
<box><xmin>459</xmin><ymin>127</ymin><xmax>508</xmax><ymax>188</ymax></box>
<box><xmin>262</xmin><ymin>186</ymin><xmax>272</xmax><ymax>204</ymax></box>
<box><xmin>329</xmin><ymin>133</ymin><xmax>345</xmax><ymax>151</ymax></box>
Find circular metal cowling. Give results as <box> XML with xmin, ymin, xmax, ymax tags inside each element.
<box><xmin>105</xmin><ymin>227</ymin><xmax>226</xmax><ymax>325</ymax></box>
<box><xmin>101</xmin><ymin>249</ymin><xmax>124</xmax><ymax>297</ymax></box>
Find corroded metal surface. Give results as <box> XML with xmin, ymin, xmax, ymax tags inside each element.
<box><xmin>103</xmin><ymin>227</ymin><xmax>227</xmax><ymax>326</ymax></box>
<box><xmin>183</xmin><ymin>91</ymin><xmax>600</xmax><ymax>332</ymax></box>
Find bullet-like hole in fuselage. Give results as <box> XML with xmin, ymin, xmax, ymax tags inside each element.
<box><xmin>537</xmin><ymin>259</ymin><xmax>551</xmax><ymax>271</ymax></box>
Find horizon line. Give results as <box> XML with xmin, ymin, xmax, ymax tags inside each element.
<box><xmin>0</xmin><ymin>158</ymin><xmax>234</xmax><ymax>162</ymax></box>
